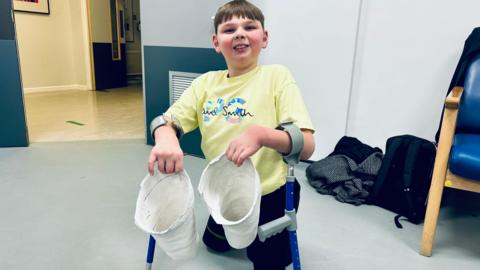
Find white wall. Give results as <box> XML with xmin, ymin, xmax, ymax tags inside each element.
<box><xmin>141</xmin><ymin>0</ymin><xmax>480</xmax><ymax>160</ymax></box>
<box><xmin>261</xmin><ymin>0</ymin><xmax>360</xmax><ymax>160</ymax></box>
<box><xmin>347</xmin><ymin>0</ymin><xmax>480</xmax><ymax>150</ymax></box>
<box><xmin>15</xmin><ymin>0</ymin><xmax>90</xmax><ymax>92</ymax></box>
<box><xmin>141</xmin><ymin>0</ymin><xmax>226</xmax><ymax>48</ymax></box>
<box><xmin>70</xmin><ymin>0</ymin><xmax>88</xmax><ymax>87</ymax></box>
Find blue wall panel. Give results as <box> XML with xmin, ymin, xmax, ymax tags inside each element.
<box><xmin>0</xmin><ymin>0</ymin><xmax>28</xmax><ymax>147</ymax></box>
<box><xmin>144</xmin><ymin>46</ymin><xmax>226</xmax><ymax>156</ymax></box>
<box><xmin>0</xmin><ymin>1</ymin><xmax>15</xmax><ymax>40</ymax></box>
<box><xmin>0</xmin><ymin>40</ymin><xmax>28</xmax><ymax>147</ymax></box>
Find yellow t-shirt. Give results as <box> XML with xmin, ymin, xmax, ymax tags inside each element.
<box><xmin>166</xmin><ymin>64</ymin><xmax>315</xmax><ymax>195</ymax></box>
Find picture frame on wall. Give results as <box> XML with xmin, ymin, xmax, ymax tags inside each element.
<box><xmin>13</xmin><ymin>0</ymin><xmax>50</xmax><ymax>15</ymax></box>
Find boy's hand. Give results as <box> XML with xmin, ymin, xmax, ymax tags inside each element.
<box><xmin>226</xmin><ymin>126</ymin><xmax>265</xmax><ymax>166</ymax></box>
<box><xmin>148</xmin><ymin>126</ymin><xmax>184</xmax><ymax>175</ymax></box>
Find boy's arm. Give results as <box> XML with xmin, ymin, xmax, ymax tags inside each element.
<box><xmin>148</xmin><ymin>124</ymin><xmax>184</xmax><ymax>175</ymax></box>
<box><xmin>226</xmin><ymin>125</ymin><xmax>315</xmax><ymax>166</ymax></box>
<box><xmin>147</xmin><ymin>79</ymin><xmax>200</xmax><ymax>175</ymax></box>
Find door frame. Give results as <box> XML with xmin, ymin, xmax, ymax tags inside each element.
<box><xmin>85</xmin><ymin>0</ymin><xmax>96</xmax><ymax>90</ymax></box>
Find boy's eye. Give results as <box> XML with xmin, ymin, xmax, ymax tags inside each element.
<box><xmin>222</xmin><ymin>28</ymin><xmax>235</xmax><ymax>33</ymax></box>
<box><xmin>245</xmin><ymin>25</ymin><xmax>257</xmax><ymax>31</ymax></box>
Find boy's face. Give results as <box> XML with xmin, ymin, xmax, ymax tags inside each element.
<box><xmin>213</xmin><ymin>16</ymin><xmax>268</xmax><ymax>74</ymax></box>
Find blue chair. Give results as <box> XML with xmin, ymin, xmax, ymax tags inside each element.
<box><xmin>420</xmin><ymin>55</ymin><xmax>480</xmax><ymax>256</ymax></box>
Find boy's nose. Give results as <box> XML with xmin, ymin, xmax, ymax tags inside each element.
<box><xmin>234</xmin><ymin>30</ymin><xmax>246</xmax><ymax>40</ymax></box>
<box><xmin>234</xmin><ymin>34</ymin><xmax>245</xmax><ymax>40</ymax></box>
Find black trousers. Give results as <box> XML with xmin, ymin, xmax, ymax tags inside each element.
<box><xmin>202</xmin><ymin>179</ymin><xmax>301</xmax><ymax>269</ymax></box>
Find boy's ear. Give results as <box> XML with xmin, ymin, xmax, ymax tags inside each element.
<box><xmin>262</xmin><ymin>30</ymin><xmax>269</xmax><ymax>49</ymax></box>
<box><xmin>212</xmin><ymin>34</ymin><xmax>221</xmax><ymax>54</ymax></box>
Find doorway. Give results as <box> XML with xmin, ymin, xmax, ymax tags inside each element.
<box><xmin>15</xmin><ymin>0</ymin><xmax>144</xmax><ymax>143</ymax></box>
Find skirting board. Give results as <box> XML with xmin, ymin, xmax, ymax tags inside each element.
<box><xmin>24</xmin><ymin>84</ymin><xmax>91</xmax><ymax>93</ymax></box>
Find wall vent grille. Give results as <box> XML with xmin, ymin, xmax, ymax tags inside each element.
<box><xmin>169</xmin><ymin>71</ymin><xmax>201</xmax><ymax>105</ymax></box>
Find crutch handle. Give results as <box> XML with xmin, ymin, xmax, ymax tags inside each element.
<box><xmin>258</xmin><ymin>209</ymin><xmax>298</xmax><ymax>242</ymax></box>
<box><xmin>258</xmin><ymin>215</ymin><xmax>291</xmax><ymax>242</ymax></box>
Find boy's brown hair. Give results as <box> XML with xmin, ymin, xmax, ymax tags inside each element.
<box><xmin>214</xmin><ymin>0</ymin><xmax>264</xmax><ymax>33</ymax></box>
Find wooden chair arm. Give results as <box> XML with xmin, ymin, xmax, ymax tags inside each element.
<box><xmin>435</xmin><ymin>86</ymin><xmax>464</xmax><ymax>172</ymax></box>
<box><xmin>445</xmin><ymin>87</ymin><xmax>464</xmax><ymax>109</ymax></box>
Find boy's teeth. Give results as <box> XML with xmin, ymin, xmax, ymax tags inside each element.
<box><xmin>234</xmin><ymin>44</ymin><xmax>248</xmax><ymax>49</ymax></box>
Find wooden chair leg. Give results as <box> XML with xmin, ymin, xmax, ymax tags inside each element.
<box><xmin>420</xmin><ymin>174</ymin><xmax>446</xmax><ymax>256</ymax></box>
<box><xmin>419</xmin><ymin>86</ymin><xmax>461</xmax><ymax>256</ymax></box>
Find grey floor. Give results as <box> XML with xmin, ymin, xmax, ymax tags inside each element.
<box><xmin>0</xmin><ymin>139</ymin><xmax>479</xmax><ymax>270</ymax></box>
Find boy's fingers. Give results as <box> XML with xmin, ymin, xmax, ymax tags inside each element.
<box><xmin>226</xmin><ymin>145</ymin><xmax>233</xmax><ymax>160</ymax></box>
<box><xmin>226</xmin><ymin>141</ymin><xmax>239</xmax><ymax>160</ymax></box>
<box><xmin>237</xmin><ymin>154</ymin><xmax>246</xmax><ymax>166</ymax></box>
<box><xmin>233</xmin><ymin>149</ymin><xmax>243</xmax><ymax>166</ymax></box>
<box><xmin>157</xmin><ymin>159</ymin><xmax>165</xmax><ymax>174</ymax></box>
<box><xmin>237</xmin><ymin>155</ymin><xmax>245</xmax><ymax>166</ymax></box>
<box><xmin>148</xmin><ymin>153</ymin><xmax>156</xmax><ymax>175</ymax></box>
<box><xmin>165</xmin><ymin>159</ymin><xmax>175</xmax><ymax>174</ymax></box>
<box><xmin>228</xmin><ymin>147</ymin><xmax>240</xmax><ymax>163</ymax></box>
<box><xmin>148</xmin><ymin>163</ymin><xmax>153</xmax><ymax>175</ymax></box>
<box><xmin>176</xmin><ymin>159</ymin><xmax>184</xmax><ymax>172</ymax></box>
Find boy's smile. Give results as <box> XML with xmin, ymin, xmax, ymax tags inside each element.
<box><xmin>213</xmin><ymin>16</ymin><xmax>268</xmax><ymax>77</ymax></box>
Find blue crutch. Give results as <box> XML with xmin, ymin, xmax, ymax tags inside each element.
<box><xmin>146</xmin><ymin>235</ymin><xmax>156</xmax><ymax>270</ymax></box>
<box><xmin>258</xmin><ymin>122</ymin><xmax>304</xmax><ymax>270</ymax></box>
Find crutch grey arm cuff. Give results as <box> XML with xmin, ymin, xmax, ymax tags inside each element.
<box><xmin>150</xmin><ymin>114</ymin><xmax>184</xmax><ymax>142</ymax></box>
<box><xmin>276</xmin><ymin>122</ymin><xmax>304</xmax><ymax>165</ymax></box>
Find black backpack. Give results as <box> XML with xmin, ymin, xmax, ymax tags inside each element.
<box><xmin>368</xmin><ymin>135</ymin><xmax>436</xmax><ymax>228</ymax></box>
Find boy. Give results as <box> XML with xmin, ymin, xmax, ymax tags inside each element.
<box><xmin>148</xmin><ymin>1</ymin><xmax>315</xmax><ymax>269</ymax></box>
